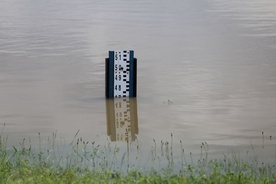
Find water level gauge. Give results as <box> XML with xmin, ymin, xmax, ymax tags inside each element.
<box><xmin>105</xmin><ymin>50</ymin><xmax>137</xmax><ymax>98</ymax></box>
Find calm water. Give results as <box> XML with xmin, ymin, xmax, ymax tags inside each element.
<box><xmin>1</xmin><ymin>0</ymin><xmax>276</xmax><ymax>164</ymax></box>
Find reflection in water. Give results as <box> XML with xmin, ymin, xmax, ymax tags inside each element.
<box><xmin>106</xmin><ymin>98</ymin><xmax>138</xmax><ymax>142</ymax></box>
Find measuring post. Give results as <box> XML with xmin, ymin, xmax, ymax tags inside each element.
<box><xmin>105</xmin><ymin>50</ymin><xmax>137</xmax><ymax>98</ymax></box>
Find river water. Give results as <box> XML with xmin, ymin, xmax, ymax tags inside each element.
<box><xmin>1</xmin><ymin>0</ymin><xmax>276</xmax><ymax>165</ymax></box>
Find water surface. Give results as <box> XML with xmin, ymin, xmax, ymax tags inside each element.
<box><xmin>1</xmin><ymin>0</ymin><xmax>276</xmax><ymax>164</ymax></box>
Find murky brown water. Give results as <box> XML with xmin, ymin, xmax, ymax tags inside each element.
<box><xmin>1</xmin><ymin>0</ymin><xmax>276</xmax><ymax>163</ymax></box>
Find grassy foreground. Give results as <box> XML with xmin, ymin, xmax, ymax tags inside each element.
<box><xmin>0</xmin><ymin>133</ymin><xmax>276</xmax><ymax>183</ymax></box>
<box><xmin>1</xmin><ymin>159</ymin><xmax>276</xmax><ymax>184</ymax></box>
<box><xmin>1</xmin><ymin>162</ymin><xmax>275</xmax><ymax>184</ymax></box>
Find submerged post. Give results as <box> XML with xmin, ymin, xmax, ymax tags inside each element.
<box><xmin>105</xmin><ymin>50</ymin><xmax>137</xmax><ymax>98</ymax></box>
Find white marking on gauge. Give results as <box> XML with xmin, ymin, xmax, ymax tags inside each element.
<box><xmin>114</xmin><ymin>50</ymin><xmax>130</xmax><ymax>98</ymax></box>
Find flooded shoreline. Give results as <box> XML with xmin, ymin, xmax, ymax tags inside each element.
<box><xmin>1</xmin><ymin>0</ymin><xmax>276</xmax><ymax>165</ymax></box>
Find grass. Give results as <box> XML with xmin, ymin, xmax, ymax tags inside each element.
<box><xmin>1</xmin><ymin>156</ymin><xmax>275</xmax><ymax>184</ymax></box>
<box><xmin>0</xmin><ymin>129</ymin><xmax>276</xmax><ymax>183</ymax></box>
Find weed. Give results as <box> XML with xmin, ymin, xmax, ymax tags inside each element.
<box><xmin>0</xmin><ymin>131</ymin><xmax>275</xmax><ymax>183</ymax></box>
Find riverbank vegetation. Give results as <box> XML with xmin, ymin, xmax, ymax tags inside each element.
<box><xmin>0</xmin><ymin>131</ymin><xmax>275</xmax><ymax>183</ymax></box>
